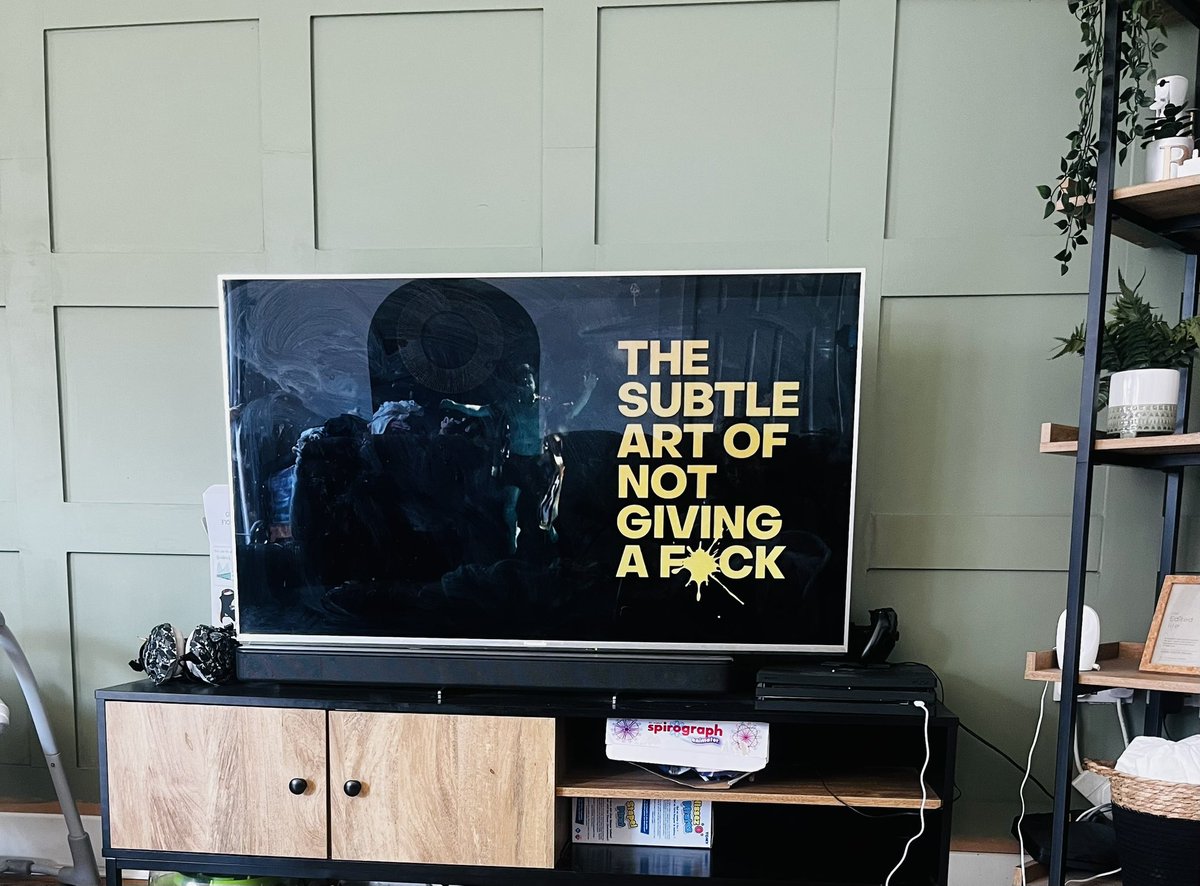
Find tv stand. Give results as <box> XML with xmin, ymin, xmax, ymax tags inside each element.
<box><xmin>97</xmin><ymin>680</ymin><xmax>957</xmax><ymax>886</ymax></box>
<box><xmin>236</xmin><ymin>644</ymin><xmax>737</xmax><ymax>692</ymax></box>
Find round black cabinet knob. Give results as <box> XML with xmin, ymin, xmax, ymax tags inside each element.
<box><xmin>343</xmin><ymin>779</ymin><xmax>363</xmax><ymax>797</ymax></box>
<box><xmin>288</xmin><ymin>778</ymin><xmax>308</xmax><ymax>795</ymax></box>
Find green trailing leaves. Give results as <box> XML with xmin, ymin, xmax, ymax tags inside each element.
<box><xmin>1038</xmin><ymin>0</ymin><xmax>1166</xmax><ymax>273</ymax></box>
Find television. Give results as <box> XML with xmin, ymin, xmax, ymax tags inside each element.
<box><xmin>220</xmin><ymin>270</ymin><xmax>863</xmax><ymax>689</ymax></box>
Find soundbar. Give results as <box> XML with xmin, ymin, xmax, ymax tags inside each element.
<box><xmin>238</xmin><ymin>645</ymin><xmax>736</xmax><ymax>693</ymax></box>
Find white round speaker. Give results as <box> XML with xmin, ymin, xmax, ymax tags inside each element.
<box><xmin>1056</xmin><ymin>605</ymin><xmax>1101</xmax><ymax>671</ymax></box>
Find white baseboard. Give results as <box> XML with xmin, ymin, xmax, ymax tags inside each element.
<box><xmin>0</xmin><ymin>812</ymin><xmax>104</xmax><ymax>867</ymax></box>
<box><xmin>950</xmin><ymin>850</ymin><xmax>1022</xmax><ymax>885</ymax></box>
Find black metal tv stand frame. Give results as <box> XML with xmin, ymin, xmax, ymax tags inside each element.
<box><xmin>97</xmin><ymin>678</ymin><xmax>957</xmax><ymax>886</ymax></box>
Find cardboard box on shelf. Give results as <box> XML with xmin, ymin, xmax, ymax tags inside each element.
<box><xmin>571</xmin><ymin>798</ymin><xmax>713</xmax><ymax>848</ymax></box>
<box><xmin>605</xmin><ymin>718</ymin><xmax>769</xmax><ymax>772</ymax></box>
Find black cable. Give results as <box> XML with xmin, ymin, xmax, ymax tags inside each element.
<box><xmin>816</xmin><ymin>771</ymin><xmax>919</xmax><ymax>819</ymax></box>
<box><xmin>960</xmin><ymin>721</ymin><xmax>1054</xmax><ymax>800</ymax></box>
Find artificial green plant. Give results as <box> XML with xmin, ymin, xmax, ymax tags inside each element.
<box><xmin>1038</xmin><ymin>0</ymin><xmax>1167</xmax><ymax>275</ymax></box>
<box><xmin>1053</xmin><ymin>269</ymin><xmax>1200</xmax><ymax>405</ymax></box>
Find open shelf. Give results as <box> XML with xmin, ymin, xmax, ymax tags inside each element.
<box><xmin>1111</xmin><ymin>176</ymin><xmax>1200</xmax><ymax>252</ymax></box>
<box><xmin>1039</xmin><ymin>422</ymin><xmax>1200</xmax><ymax>467</ymax></box>
<box><xmin>1025</xmin><ymin>641</ymin><xmax>1200</xmax><ymax>694</ymax></box>
<box><xmin>557</xmin><ymin>766</ymin><xmax>940</xmax><ymax>810</ymax></box>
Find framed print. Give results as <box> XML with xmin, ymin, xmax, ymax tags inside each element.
<box><xmin>1141</xmin><ymin>574</ymin><xmax>1200</xmax><ymax>674</ymax></box>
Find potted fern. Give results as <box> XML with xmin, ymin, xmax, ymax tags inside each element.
<box><xmin>1053</xmin><ymin>270</ymin><xmax>1200</xmax><ymax>437</ymax></box>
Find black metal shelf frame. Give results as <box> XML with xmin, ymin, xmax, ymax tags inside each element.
<box><xmin>1048</xmin><ymin>2</ymin><xmax>1200</xmax><ymax>885</ymax></box>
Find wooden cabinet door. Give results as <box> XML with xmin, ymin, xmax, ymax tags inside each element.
<box><xmin>330</xmin><ymin>711</ymin><xmax>557</xmax><ymax>868</ymax></box>
<box><xmin>105</xmin><ymin>701</ymin><xmax>327</xmax><ymax>857</ymax></box>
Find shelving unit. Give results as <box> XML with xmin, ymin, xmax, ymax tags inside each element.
<box><xmin>1034</xmin><ymin>3</ymin><xmax>1200</xmax><ymax>886</ymax></box>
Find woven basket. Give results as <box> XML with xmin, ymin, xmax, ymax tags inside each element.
<box><xmin>1086</xmin><ymin>760</ymin><xmax>1200</xmax><ymax>886</ymax></box>
<box><xmin>1086</xmin><ymin>760</ymin><xmax>1200</xmax><ymax>820</ymax></box>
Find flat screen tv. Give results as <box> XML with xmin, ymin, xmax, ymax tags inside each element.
<box><xmin>220</xmin><ymin>270</ymin><xmax>863</xmax><ymax>687</ymax></box>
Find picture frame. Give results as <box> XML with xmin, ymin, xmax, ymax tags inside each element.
<box><xmin>1141</xmin><ymin>574</ymin><xmax>1200</xmax><ymax>674</ymax></box>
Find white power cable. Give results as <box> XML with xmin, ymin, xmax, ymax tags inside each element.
<box><xmin>1077</xmin><ymin>802</ymin><xmax>1110</xmax><ymax>822</ymax></box>
<box><xmin>1066</xmin><ymin>867</ymin><xmax>1121</xmax><ymax>884</ymax></box>
<box><xmin>1018</xmin><ymin>682</ymin><xmax>1050</xmax><ymax>886</ymax></box>
<box><xmin>883</xmin><ymin>699</ymin><xmax>931</xmax><ymax>886</ymax></box>
<box><xmin>1115</xmin><ymin>699</ymin><xmax>1130</xmax><ymax>748</ymax></box>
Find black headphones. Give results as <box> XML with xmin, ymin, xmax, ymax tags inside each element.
<box><xmin>850</xmin><ymin>607</ymin><xmax>900</xmax><ymax>664</ymax></box>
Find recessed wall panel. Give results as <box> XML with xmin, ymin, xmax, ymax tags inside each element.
<box><xmin>886</xmin><ymin>0</ymin><xmax>1079</xmax><ymax>239</ymax></box>
<box><xmin>0</xmin><ymin>309</ymin><xmax>13</xmax><ymax>502</ymax></box>
<box><xmin>0</xmin><ymin>553</ymin><xmax>30</xmax><ymax>766</ymax></box>
<box><xmin>596</xmin><ymin>1</ymin><xmax>837</xmax><ymax>245</ymax></box>
<box><xmin>46</xmin><ymin>21</ymin><xmax>263</xmax><ymax>253</ymax></box>
<box><xmin>70</xmin><ymin>552</ymin><xmax>209</xmax><ymax>768</ymax></box>
<box><xmin>57</xmin><ymin>307</ymin><xmax>226</xmax><ymax>504</ymax></box>
<box><xmin>874</xmin><ymin>294</ymin><xmax>1084</xmax><ymax>516</ymax></box>
<box><xmin>312</xmin><ymin>11</ymin><xmax>543</xmax><ymax>250</ymax></box>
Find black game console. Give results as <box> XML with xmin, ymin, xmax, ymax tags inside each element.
<box><xmin>755</xmin><ymin>661</ymin><xmax>938</xmax><ymax>713</ymax></box>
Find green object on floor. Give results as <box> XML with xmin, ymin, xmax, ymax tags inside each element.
<box><xmin>149</xmin><ymin>875</ymin><xmax>284</xmax><ymax>886</ymax></box>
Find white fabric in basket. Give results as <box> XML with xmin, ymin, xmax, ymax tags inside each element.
<box><xmin>1117</xmin><ymin>735</ymin><xmax>1200</xmax><ymax>785</ymax></box>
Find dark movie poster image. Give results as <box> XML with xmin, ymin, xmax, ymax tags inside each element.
<box><xmin>224</xmin><ymin>272</ymin><xmax>860</xmax><ymax>650</ymax></box>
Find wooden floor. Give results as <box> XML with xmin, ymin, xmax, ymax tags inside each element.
<box><xmin>0</xmin><ymin>799</ymin><xmax>101</xmax><ymax>816</ymax></box>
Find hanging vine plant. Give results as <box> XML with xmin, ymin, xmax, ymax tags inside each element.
<box><xmin>1038</xmin><ymin>0</ymin><xmax>1167</xmax><ymax>275</ymax></box>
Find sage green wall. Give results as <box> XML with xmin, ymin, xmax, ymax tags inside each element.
<box><xmin>0</xmin><ymin>0</ymin><xmax>1196</xmax><ymax>838</ymax></box>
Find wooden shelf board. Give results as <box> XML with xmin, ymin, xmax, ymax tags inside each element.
<box><xmin>1039</xmin><ymin>422</ymin><xmax>1200</xmax><ymax>456</ymax></box>
<box><xmin>0</xmin><ymin>798</ymin><xmax>101</xmax><ymax>816</ymax></box>
<box><xmin>1026</xmin><ymin>641</ymin><xmax>1200</xmax><ymax>694</ymax></box>
<box><xmin>556</xmin><ymin>767</ymin><xmax>941</xmax><ymax>810</ymax></box>
<box><xmin>1111</xmin><ymin>177</ymin><xmax>1200</xmax><ymax>251</ymax></box>
<box><xmin>1114</xmin><ymin>176</ymin><xmax>1200</xmax><ymax>219</ymax></box>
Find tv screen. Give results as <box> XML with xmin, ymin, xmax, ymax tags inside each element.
<box><xmin>222</xmin><ymin>270</ymin><xmax>862</xmax><ymax>654</ymax></box>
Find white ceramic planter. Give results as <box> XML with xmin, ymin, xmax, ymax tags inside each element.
<box><xmin>1107</xmin><ymin>368</ymin><xmax>1181</xmax><ymax>437</ymax></box>
<box><xmin>1146</xmin><ymin>136</ymin><xmax>1195</xmax><ymax>182</ymax></box>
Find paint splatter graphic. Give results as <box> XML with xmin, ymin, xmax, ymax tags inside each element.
<box><xmin>673</xmin><ymin>539</ymin><xmax>745</xmax><ymax>605</ymax></box>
